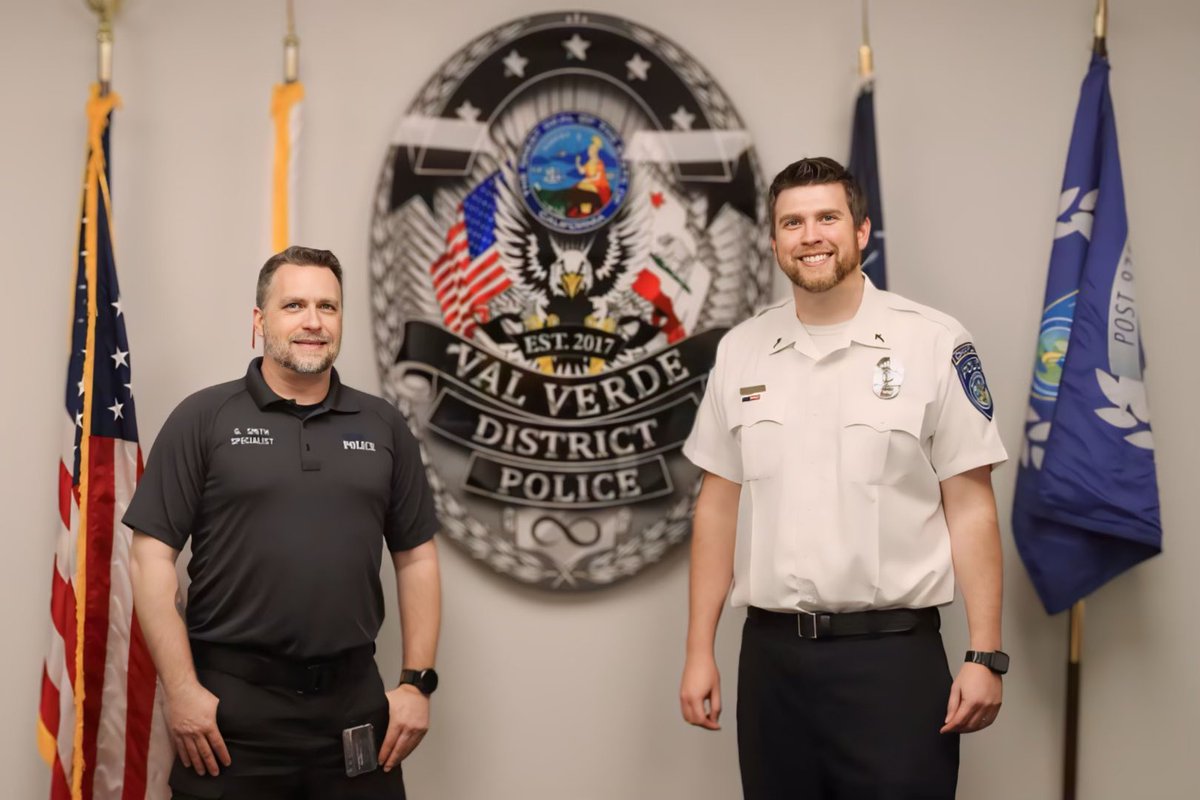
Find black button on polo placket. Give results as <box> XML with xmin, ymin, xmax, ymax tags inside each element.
<box><xmin>298</xmin><ymin>407</ymin><xmax>330</xmax><ymax>472</ymax></box>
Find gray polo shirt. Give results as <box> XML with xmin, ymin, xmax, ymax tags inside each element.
<box><xmin>124</xmin><ymin>359</ymin><xmax>438</xmax><ymax>659</ymax></box>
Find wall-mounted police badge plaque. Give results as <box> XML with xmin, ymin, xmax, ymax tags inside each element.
<box><xmin>369</xmin><ymin>11</ymin><xmax>772</xmax><ymax>589</ymax></box>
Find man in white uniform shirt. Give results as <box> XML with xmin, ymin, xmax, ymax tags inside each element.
<box><xmin>679</xmin><ymin>157</ymin><xmax>1008</xmax><ymax>799</ymax></box>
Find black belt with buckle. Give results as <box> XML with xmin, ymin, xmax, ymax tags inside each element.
<box><xmin>191</xmin><ymin>640</ymin><xmax>375</xmax><ymax>694</ymax></box>
<box><xmin>747</xmin><ymin>606</ymin><xmax>940</xmax><ymax>639</ymax></box>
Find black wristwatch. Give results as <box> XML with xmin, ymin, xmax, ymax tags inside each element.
<box><xmin>964</xmin><ymin>650</ymin><xmax>1010</xmax><ymax>675</ymax></box>
<box><xmin>399</xmin><ymin>668</ymin><xmax>439</xmax><ymax>696</ymax></box>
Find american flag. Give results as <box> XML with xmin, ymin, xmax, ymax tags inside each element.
<box><xmin>38</xmin><ymin>86</ymin><xmax>171</xmax><ymax>800</ymax></box>
<box><xmin>429</xmin><ymin>174</ymin><xmax>512</xmax><ymax>337</ymax></box>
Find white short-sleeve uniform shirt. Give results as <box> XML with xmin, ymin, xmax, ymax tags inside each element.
<box><xmin>683</xmin><ymin>278</ymin><xmax>1007</xmax><ymax>613</ymax></box>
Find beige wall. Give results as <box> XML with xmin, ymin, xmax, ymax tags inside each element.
<box><xmin>4</xmin><ymin>1</ymin><xmax>1198</xmax><ymax>798</ymax></box>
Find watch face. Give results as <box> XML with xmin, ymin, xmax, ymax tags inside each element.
<box><xmin>419</xmin><ymin>668</ymin><xmax>440</xmax><ymax>694</ymax></box>
<box><xmin>990</xmin><ymin>651</ymin><xmax>1010</xmax><ymax>674</ymax></box>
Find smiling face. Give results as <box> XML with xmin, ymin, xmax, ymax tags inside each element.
<box><xmin>771</xmin><ymin>182</ymin><xmax>870</xmax><ymax>294</ymax></box>
<box><xmin>253</xmin><ymin>263</ymin><xmax>343</xmax><ymax>376</ymax></box>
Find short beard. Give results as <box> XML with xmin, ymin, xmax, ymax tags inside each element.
<box><xmin>779</xmin><ymin>249</ymin><xmax>859</xmax><ymax>294</ymax></box>
<box><xmin>262</xmin><ymin>324</ymin><xmax>339</xmax><ymax>375</ymax></box>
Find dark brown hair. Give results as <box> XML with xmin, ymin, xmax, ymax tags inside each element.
<box><xmin>768</xmin><ymin>157</ymin><xmax>868</xmax><ymax>233</ymax></box>
<box><xmin>256</xmin><ymin>246</ymin><xmax>344</xmax><ymax>308</ymax></box>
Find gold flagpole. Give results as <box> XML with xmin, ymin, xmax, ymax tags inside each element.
<box><xmin>272</xmin><ymin>0</ymin><xmax>304</xmax><ymax>253</ymax></box>
<box><xmin>1064</xmin><ymin>601</ymin><xmax>1085</xmax><ymax>800</ymax></box>
<box><xmin>85</xmin><ymin>0</ymin><xmax>121</xmax><ymax>96</ymax></box>
<box><xmin>1064</xmin><ymin>8</ymin><xmax>1106</xmax><ymax>799</ymax></box>
<box><xmin>1061</xmin><ymin>16</ymin><xmax>1107</xmax><ymax>800</ymax></box>
<box><xmin>1062</xmin><ymin>16</ymin><xmax>1107</xmax><ymax>800</ymax></box>
<box><xmin>1093</xmin><ymin>0</ymin><xmax>1108</xmax><ymax>57</ymax></box>
<box><xmin>284</xmin><ymin>0</ymin><xmax>300</xmax><ymax>83</ymax></box>
<box><xmin>858</xmin><ymin>0</ymin><xmax>873</xmax><ymax>80</ymax></box>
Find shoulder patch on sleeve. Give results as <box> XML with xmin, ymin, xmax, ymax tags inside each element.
<box><xmin>951</xmin><ymin>342</ymin><xmax>994</xmax><ymax>420</ymax></box>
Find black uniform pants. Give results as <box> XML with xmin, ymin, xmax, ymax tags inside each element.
<box><xmin>169</xmin><ymin>649</ymin><xmax>405</xmax><ymax>800</ymax></box>
<box><xmin>737</xmin><ymin>608</ymin><xmax>959</xmax><ymax>800</ymax></box>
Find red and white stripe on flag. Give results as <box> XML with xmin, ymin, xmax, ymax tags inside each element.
<box><xmin>39</xmin><ymin>85</ymin><xmax>172</xmax><ymax>800</ymax></box>
<box><xmin>428</xmin><ymin>203</ymin><xmax>510</xmax><ymax>338</ymax></box>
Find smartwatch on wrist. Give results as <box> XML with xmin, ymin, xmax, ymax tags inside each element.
<box><xmin>399</xmin><ymin>667</ymin><xmax>439</xmax><ymax>696</ymax></box>
<box><xmin>964</xmin><ymin>650</ymin><xmax>1010</xmax><ymax>675</ymax></box>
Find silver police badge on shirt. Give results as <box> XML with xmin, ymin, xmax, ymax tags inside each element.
<box><xmin>369</xmin><ymin>12</ymin><xmax>772</xmax><ymax>589</ymax></box>
<box><xmin>873</xmin><ymin>356</ymin><xmax>904</xmax><ymax>399</ymax></box>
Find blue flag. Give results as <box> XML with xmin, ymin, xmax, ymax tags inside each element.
<box><xmin>848</xmin><ymin>81</ymin><xmax>886</xmax><ymax>289</ymax></box>
<box><xmin>1012</xmin><ymin>55</ymin><xmax>1161</xmax><ymax>614</ymax></box>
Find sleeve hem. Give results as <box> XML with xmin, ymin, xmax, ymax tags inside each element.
<box><xmin>122</xmin><ymin>516</ymin><xmax>188</xmax><ymax>551</ymax></box>
<box><xmin>683</xmin><ymin>445</ymin><xmax>743</xmax><ymax>485</ymax></box>
<box><xmin>934</xmin><ymin>451</ymin><xmax>1009</xmax><ymax>482</ymax></box>
<box><xmin>386</xmin><ymin>519</ymin><xmax>440</xmax><ymax>553</ymax></box>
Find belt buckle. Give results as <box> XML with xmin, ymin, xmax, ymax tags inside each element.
<box><xmin>797</xmin><ymin>611</ymin><xmax>831</xmax><ymax>640</ymax></box>
<box><xmin>300</xmin><ymin>662</ymin><xmax>331</xmax><ymax>694</ymax></box>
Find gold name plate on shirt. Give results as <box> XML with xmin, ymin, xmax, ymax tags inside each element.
<box><xmin>740</xmin><ymin>385</ymin><xmax>766</xmax><ymax>402</ymax></box>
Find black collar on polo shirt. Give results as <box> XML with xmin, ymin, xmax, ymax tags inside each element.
<box><xmin>243</xmin><ymin>357</ymin><xmax>361</xmax><ymax>414</ymax></box>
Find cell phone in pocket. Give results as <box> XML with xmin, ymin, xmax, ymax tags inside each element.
<box><xmin>342</xmin><ymin>723</ymin><xmax>379</xmax><ymax>777</ymax></box>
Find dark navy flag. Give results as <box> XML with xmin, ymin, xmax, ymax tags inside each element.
<box><xmin>848</xmin><ymin>81</ymin><xmax>886</xmax><ymax>289</ymax></box>
<box><xmin>1012</xmin><ymin>55</ymin><xmax>1161</xmax><ymax>615</ymax></box>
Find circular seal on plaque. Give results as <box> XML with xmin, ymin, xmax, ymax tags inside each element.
<box><xmin>369</xmin><ymin>11</ymin><xmax>772</xmax><ymax>589</ymax></box>
<box><xmin>519</xmin><ymin>112</ymin><xmax>629</xmax><ymax>234</ymax></box>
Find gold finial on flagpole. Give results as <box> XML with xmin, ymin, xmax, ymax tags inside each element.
<box><xmin>85</xmin><ymin>0</ymin><xmax>121</xmax><ymax>95</ymax></box>
<box><xmin>858</xmin><ymin>0</ymin><xmax>874</xmax><ymax>80</ymax></box>
<box><xmin>1093</xmin><ymin>0</ymin><xmax>1108</xmax><ymax>57</ymax></box>
<box><xmin>283</xmin><ymin>0</ymin><xmax>300</xmax><ymax>84</ymax></box>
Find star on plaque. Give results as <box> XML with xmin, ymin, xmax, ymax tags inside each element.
<box><xmin>502</xmin><ymin>50</ymin><xmax>529</xmax><ymax>78</ymax></box>
<box><xmin>626</xmin><ymin>53</ymin><xmax>651</xmax><ymax>81</ymax></box>
<box><xmin>563</xmin><ymin>33</ymin><xmax>591</xmax><ymax>61</ymax></box>
<box><xmin>670</xmin><ymin>105</ymin><xmax>696</xmax><ymax>131</ymax></box>
<box><xmin>455</xmin><ymin>100</ymin><xmax>481</xmax><ymax>122</ymax></box>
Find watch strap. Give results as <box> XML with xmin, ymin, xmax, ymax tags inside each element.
<box><xmin>398</xmin><ymin>667</ymin><xmax>439</xmax><ymax>695</ymax></box>
<box><xmin>964</xmin><ymin>650</ymin><xmax>1009</xmax><ymax>675</ymax></box>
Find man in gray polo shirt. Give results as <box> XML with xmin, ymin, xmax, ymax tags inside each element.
<box><xmin>126</xmin><ymin>247</ymin><xmax>441</xmax><ymax>799</ymax></box>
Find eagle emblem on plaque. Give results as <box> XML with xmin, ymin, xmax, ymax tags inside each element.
<box><xmin>370</xmin><ymin>12</ymin><xmax>771</xmax><ymax>588</ymax></box>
